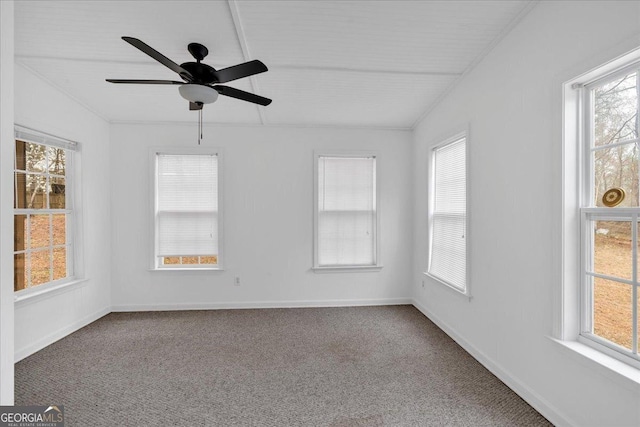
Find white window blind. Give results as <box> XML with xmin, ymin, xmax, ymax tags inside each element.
<box><xmin>429</xmin><ymin>137</ymin><xmax>467</xmax><ymax>291</ymax></box>
<box><xmin>317</xmin><ymin>155</ymin><xmax>377</xmax><ymax>266</ymax></box>
<box><xmin>156</xmin><ymin>154</ymin><xmax>218</xmax><ymax>257</ymax></box>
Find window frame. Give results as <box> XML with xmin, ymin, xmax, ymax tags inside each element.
<box><xmin>150</xmin><ymin>147</ymin><xmax>224</xmax><ymax>271</ymax></box>
<box><xmin>576</xmin><ymin>61</ymin><xmax>640</xmax><ymax>367</ymax></box>
<box><xmin>12</xmin><ymin>125</ymin><xmax>81</xmax><ymax>299</ymax></box>
<box><xmin>312</xmin><ymin>150</ymin><xmax>382</xmax><ymax>272</ymax></box>
<box><xmin>425</xmin><ymin>131</ymin><xmax>470</xmax><ymax>297</ymax></box>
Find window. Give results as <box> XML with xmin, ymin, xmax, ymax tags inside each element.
<box><xmin>427</xmin><ymin>134</ymin><xmax>468</xmax><ymax>294</ymax></box>
<box><xmin>153</xmin><ymin>151</ymin><xmax>221</xmax><ymax>269</ymax></box>
<box><xmin>314</xmin><ymin>153</ymin><xmax>379</xmax><ymax>269</ymax></box>
<box><xmin>13</xmin><ymin>127</ymin><xmax>77</xmax><ymax>293</ymax></box>
<box><xmin>578</xmin><ymin>59</ymin><xmax>640</xmax><ymax>364</ymax></box>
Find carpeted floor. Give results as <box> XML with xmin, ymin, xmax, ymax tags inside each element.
<box><xmin>16</xmin><ymin>305</ymin><xmax>551</xmax><ymax>426</ymax></box>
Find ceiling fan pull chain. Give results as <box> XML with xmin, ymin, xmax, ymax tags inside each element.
<box><xmin>197</xmin><ymin>108</ymin><xmax>202</xmax><ymax>145</ymax></box>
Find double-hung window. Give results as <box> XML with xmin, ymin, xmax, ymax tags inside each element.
<box><xmin>579</xmin><ymin>60</ymin><xmax>640</xmax><ymax>364</ymax></box>
<box><xmin>13</xmin><ymin>127</ymin><xmax>78</xmax><ymax>293</ymax></box>
<box><xmin>427</xmin><ymin>134</ymin><xmax>468</xmax><ymax>294</ymax></box>
<box><xmin>314</xmin><ymin>153</ymin><xmax>379</xmax><ymax>270</ymax></box>
<box><xmin>153</xmin><ymin>151</ymin><xmax>222</xmax><ymax>269</ymax></box>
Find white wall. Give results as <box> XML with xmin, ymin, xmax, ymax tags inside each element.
<box><xmin>110</xmin><ymin>124</ymin><xmax>412</xmax><ymax>310</ymax></box>
<box><xmin>13</xmin><ymin>65</ymin><xmax>112</xmax><ymax>361</ymax></box>
<box><xmin>412</xmin><ymin>1</ymin><xmax>640</xmax><ymax>426</ymax></box>
<box><xmin>0</xmin><ymin>0</ymin><xmax>14</xmax><ymax>405</ymax></box>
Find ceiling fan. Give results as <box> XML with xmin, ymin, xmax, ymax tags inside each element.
<box><xmin>106</xmin><ymin>37</ymin><xmax>271</xmax><ymax>143</ymax></box>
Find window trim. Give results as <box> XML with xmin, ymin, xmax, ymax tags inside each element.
<box><xmin>12</xmin><ymin>125</ymin><xmax>82</xmax><ymax>299</ymax></box>
<box><xmin>149</xmin><ymin>147</ymin><xmax>224</xmax><ymax>271</ymax></box>
<box><xmin>425</xmin><ymin>130</ymin><xmax>470</xmax><ymax>297</ymax></box>
<box><xmin>312</xmin><ymin>150</ymin><xmax>381</xmax><ymax>272</ymax></box>
<box><xmin>561</xmin><ymin>45</ymin><xmax>640</xmax><ymax>371</ymax></box>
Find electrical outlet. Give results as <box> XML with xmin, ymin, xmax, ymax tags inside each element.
<box><xmin>234</xmin><ymin>277</ymin><xmax>241</xmax><ymax>286</ymax></box>
<box><xmin>421</xmin><ymin>280</ymin><xmax>425</xmax><ymax>289</ymax></box>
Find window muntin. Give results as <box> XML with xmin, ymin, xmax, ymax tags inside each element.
<box><xmin>13</xmin><ymin>138</ymin><xmax>74</xmax><ymax>292</ymax></box>
<box><xmin>154</xmin><ymin>153</ymin><xmax>220</xmax><ymax>269</ymax></box>
<box><xmin>427</xmin><ymin>135</ymin><xmax>467</xmax><ymax>294</ymax></box>
<box><xmin>315</xmin><ymin>154</ymin><xmax>378</xmax><ymax>268</ymax></box>
<box><xmin>581</xmin><ymin>63</ymin><xmax>640</xmax><ymax>362</ymax></box>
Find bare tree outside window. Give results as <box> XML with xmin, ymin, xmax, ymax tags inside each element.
<box><xmin>14</xmin><ymin>140</ymin><xmax>70</xmax><ymax>291</ymax></box>
<box><xmin>589</xmin><ymin>71</ymin><xmax>639</xmax><ymax>353</ymax></box>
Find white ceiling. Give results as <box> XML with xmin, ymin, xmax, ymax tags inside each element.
<box><xmin>15</xmin><ymin>0</ymin><xmax>534</xmax><ymax>129</ymax></box>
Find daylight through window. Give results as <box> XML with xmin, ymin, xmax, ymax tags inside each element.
<box><xmin>580</xmin><ymin>63</ymin><xmax>640</xmax><ymax>362</ymax></box>
<box><xmin>14</xmin><ymin>135</ymin><xmax>75</xmax><ymax>292</ymax></box>
<box><xmin>315</xmin><ymin>154</ymin><xmax>378</xmax><ymax>268</ymax></box>
<box><xmin>428</xmin><ymin>134</ymin><xmax>467</xmax><ymax>294</ymax></box>
<box><xmin>155</xmin><ymin>153</ymin><xmax>220</xmax><ymax>268</ymax></box>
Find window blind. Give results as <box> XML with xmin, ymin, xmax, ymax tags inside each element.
<box><xmin>156</xmin><ymin>154</ymin><xmax>218</xmax><ymax>257</ymax></box>
<box><xmin>317</xmin><ymin>156</ymin><xmax>376</xmax><ymax>266</ymax></box>
<box><xmin>429</xmin><ymin>138</ymin><xmax>466</xmax><ymax>291</ymax></box>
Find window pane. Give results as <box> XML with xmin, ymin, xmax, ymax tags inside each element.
<box><xmin>14</xmin><ymin>172</ymin><xmax>27</xmax><ymax>208</ymax></box>
<box><xmin>593</xmin><ymin>143</ymin><xmax>639</xmax><ymax>207</ymax></box>
<box><xmin>318</xmin><ymin>211</ymin><xmax>375</xmax><ymax>266</ymax></box>
<box><xmin>182</xmin><ymin>257</ymin><xmax>198</xmax><ymax>264</ymax></box>
<box><xmin>14</xmin><ymin>214</ymin><xmax>27</xmax><ymax>252</ymax></box>
<box><xmin>594</xmin><ymin>72</ymin><xmax>638</xmax><ymax>147</ymax></box>
<box><xmin>15</xmin><ymin>140</ymin><xmax>27</xmax><ymax>171</ymax></box>
<box><xmin>47</xmin><ymin>146</ymin><xmax>66</xmax><ymax>176</ymax></box>
<box><xmin>52</xmin><ymin>214</ymin><xmax>66</xmax><ymax>246</ymax></box>
<box><xmin>29</xmin><ymin>214</ymin><xmax>51</xmax><ymax>249</ymax></box>
<box><xmin>318</xmin><ymin>157</ymin><xmax>375</xmax><ymax>211</ymax></box>
<box><xmin>14</xmin><ymin>253</ymin><xmax>27</xmax><ymax>291</ymax></box>
<box><xmin>162</xmin><ymin>257</ymin><xmax>181</xmax><ymax>265</ymax></box>
<box><xmin>593</xmin><ymin>277</ymin><xmax>633</xmax><ymax>350</ymax></box>
<box><xmin>49</xmin><ymin>176</ymin><xmax>66</xmax><ymax>209</ymax></box>
<box><xmin>593</xmin><ymin>220</ymin><xmax>631</xmax><ymax>280</ymax></box>
<box><xmin>53</xmin><ymin>247</ymin><xmax>67</xmax><ymax>281</ymax></box>
<box><xmin>24</xmin><ymin>141</ymin><xmax>47</xmax><ymax>173</ymax></box>
<box><xmin>434</xmin><ymin>140</ymin><xmax>466</xmax><ymax>215</ymax></box>
<box><xmin>30</xmin><ymin>250</ymin><xmax>51</xmax><ymax>287</ymax></box>
<box><xmin>430</xmin><ymin>214</ymin><xmax>466</xmax><ymax>290</ymax></box>
<box><xmin>19</xmin><ymin>174</ymin><xmax>47</xmax><ymax>209</ymax></box>
<box><xmin>200</xmin><ymin>256</ymin><xmax>218</xmax><ymax>265</ymax></box>
<box><xmin>157</xmin><ymin>212</ymin><xmax>218</xmax><ymax>256</ymax></box>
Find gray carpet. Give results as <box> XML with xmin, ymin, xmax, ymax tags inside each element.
<box><xmin>16</xmin><ymin>305</ymin><xmax>551</xmax><ymax>426</ymax></box>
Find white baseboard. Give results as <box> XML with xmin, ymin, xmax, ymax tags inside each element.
<box><xmin>14</xmin><ymin>306</ymin><xmax>110</xmax><ymax>363</ymax></box>
<box><xmin>111</xmin><ymin>297</ymin><xmax>412</xmax><ymax>312</ymax></box>
<box><xmin>411</xmin><ymin>299</ymin><xmax>573</xmax><ymax>427</ymax></box>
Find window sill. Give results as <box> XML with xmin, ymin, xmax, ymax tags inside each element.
<box><xmin>149</xmin><ymin>267</ymin><xmax>225</xmax><ymax>272</ymax></box>
<box><xmin>14</xmin><ymin>278</ymin><xmax>88</xmax><ymax>306</ymax></box>
<box><xmin>312</xmin><ymin>265</ymin><xmax>383</xmax><ymax>273</ymax></box>
<box><xmin>548</xmin><ymin>337</ymin><xmax>640</xmax><ymax>392</ymax></box>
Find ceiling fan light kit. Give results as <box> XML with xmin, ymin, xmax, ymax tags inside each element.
<box><xmin>179</xmin><ymin>84</ymin><xmax>219</xmax><ymax>105</ymax></box>
<box><xmin>106</xmin><ymin>37</ymin><xmax>272</xmax><ymax>144</ymax></box>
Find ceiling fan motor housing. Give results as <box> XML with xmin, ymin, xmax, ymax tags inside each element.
<box><xmin>180</xmin><ymin>62</ymin><xmax>218</xmax><ymax>84</ymax></box>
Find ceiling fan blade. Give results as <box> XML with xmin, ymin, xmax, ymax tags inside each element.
<box><xmin>189</xmin><ymin>102</ymin><xmax>203</xmax><ymax>111</ymax></box>
<box><xmin>214</xmin><ymin>60</ymin><xmax>268</xmax><ymax>83</ymax></box>
<box><xmin>106</xmin><ymin>79</ymin><xmax>183</xmax><ymax>84</ymax></box>
<box><xmin>122</xmin><ymin>36</ymin><xmax>194</xmax><ymax>81</ymax></box>
<box><xmin>212</xmin><ymin>85</ymin><xmax>272</xmax><ymax>106</ymax></box>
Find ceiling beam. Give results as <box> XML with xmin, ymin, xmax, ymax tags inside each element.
<box><xmin>227</xmin><ymin>0</ymin><xmax>267</xmax><ymax>125</ymax></box>
<box><xmin>15</xmin><ymin>55</ymin><xmax>462</xmax><ymax>78</ymax></box>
